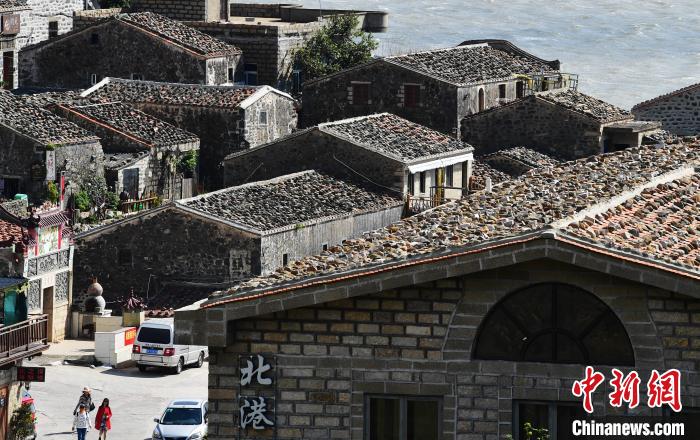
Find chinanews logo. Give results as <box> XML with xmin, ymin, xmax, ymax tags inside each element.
<box><xmin>567</xmin><ymin>366</ymin><xmax>700</xmax><ymax>439</ymax></box>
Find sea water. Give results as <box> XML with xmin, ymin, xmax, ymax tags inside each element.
<box><xmin>249</xmin><ymin>0</ymin><xmax>700</xmax><ymax>109</ymax></box>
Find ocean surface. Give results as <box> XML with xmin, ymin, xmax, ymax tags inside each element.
<box><xmin>249</xmin><ymin>0</ymin><xmax>700</xmax><ymax>109</ymax></box>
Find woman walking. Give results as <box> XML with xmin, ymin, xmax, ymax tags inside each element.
<box><xmin>95</xmin><ymin>398</ymin><xmax>112</xmax><ymax>440</ymax></box>
<box><xmin>72</xmin><ymin>404</ymin><xmax>92</xmax><ymax>440</ymax></box>
<box><xmin>74</xmin><ymin>386</ymin><xmax>94</xmax><ymax>415</ymax></box>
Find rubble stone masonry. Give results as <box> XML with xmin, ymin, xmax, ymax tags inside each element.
<box><xmin>633</xmin><ymin>86</ymin><xmax>700</xmax><ymax>136</ymax></box>
<box><xmin>207</xmin><ymin>260</ymin><xmax>700</xmax><ymax>439</ymax></box>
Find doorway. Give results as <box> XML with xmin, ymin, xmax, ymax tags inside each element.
<box><xmin>43</xmin><ymin>286</ymin><xmax>54</xmax><ymax>342</ymax></box>
<box><xmin>2</xmin><ymin>52</ymin><xmax>14</xmax><ymax>90</ymax></box>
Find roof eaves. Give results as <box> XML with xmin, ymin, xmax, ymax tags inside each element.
<box><xmin>303</xmin><ymin>58</ymin><xmax>385</xmax><ymax>87</ymax></box>
<box><xmin>224</xmin><ymin>127</ymin><xmax>317</xmax><ymax>161</ymax></box>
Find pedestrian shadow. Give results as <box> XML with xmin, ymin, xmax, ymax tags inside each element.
<box><xmin>42</xmin><ymin>432</ymin><xmax>73</xmax><ymax>436</ymax></box>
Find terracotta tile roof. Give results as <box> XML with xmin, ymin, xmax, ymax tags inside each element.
<box><xmin>104</xmin><ymin>151</ymin><xmax>150</xmax><ymax>170</ymax></box>
<box><xmin>319</xmin><ymin>113</ymin><xmax>473</xmax><ymax>162</ymax></box>
<box><xmin>0</xmin><ymin>219</ymin><xmax>24</xmax><ymax>247</ymax></box>
<box><xmin>61</xmin><ymin>102</ymin><xmax>199</xmax><ymax>147</ymax></box>
<box><xmin>15</xmin><ymin>90</ymin><xmax>83</xmax><ymax>108</ymax></box>
<box><xmin>179</xmin><ymin>170</ymin><xmax>402</xmax><ymax>233</ymax></box>
<box><xmin>0</xmin><ymin>91</ymin><xmax>98</xmax><ymax>146</ymax></box>
<box><xmin>632</xmin><ymin>82</ymin><xmax>700</xmax><ymax>111</ymax></box>
<box><xmin>469</xmin><ymin>160</ymin><xmax>510</xmax><ymax>190</ymax></box>
<box><xmin>208</xmin><ymin>142</ymin><xmax>700</xmax><ymax>302</ymax></box>
<box><xmin>84</xmin><ymin>78</ymin><xmax>259</xmax><ymax>109</ymax></box>
<box><xmin>537</xmin><ymin>90</ymin><xmax>632</xmax><ymax>123</ymax></box>
<box><xmin>386</xmin><ymin>45</ymin><xmax>555</xmax><ymax>85</ymax></box>
<box><xmin>481</xmin><ymin>147</ymin><xmax>560</xmax><ymax>177</ymax></box>
<box><xmin>117</xmin><ymin>12</ymin><xmax>240</xmax><ymax>57</ymax></box>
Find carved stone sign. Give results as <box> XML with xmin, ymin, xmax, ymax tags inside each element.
<box><xmin>27</xmin><ymin>280</ymin><xmax>41</xmax><ymax>312</ymax></box>
<box><xmin>54</xmin><ymin>271</ymin><xmax>69</xmax><ymax>304</ymax></box>
<box><xmin>238</xmin><ymin>354</ymin><xmax>276</xmax><ymax>437</ymax></box>
<box><xmin>27</xmin><ymin>249</ymin><xmax>70</xmax><ymax>277</ymax></box>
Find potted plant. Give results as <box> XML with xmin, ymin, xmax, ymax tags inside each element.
<box><xmin>121</xmin><ymin>288</ymin><xmax>147</xmax><ymax>327</ymax></box>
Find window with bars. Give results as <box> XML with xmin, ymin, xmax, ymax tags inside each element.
<box><xmin>499</xmin><ymin>83</ymin><xmax>507</xmax><ymax>99</ymax></box>
<box><xmin>48</xmin><ymin>21</ymin><xmax>58</xmax><ymax>39</ymax></box>
<box><xmin>445</xmin><ymin>165</ymin><xmax>454</xmax><ymax>187</ymax></box>
<box><xmin>514</xmin><ymin>401</ymin><xmax>587</xmax><ymax>440</ymax></box>
<box><xmin>366</xmin><ymin>395</ymin><xmax>441</xmax><ymax>440</ymax></box>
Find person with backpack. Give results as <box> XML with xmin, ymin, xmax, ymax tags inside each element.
<box><xmin>72</xmin><ymin>404</ymin><xmax>92</xmax><ymax>440</ymax></box>
<box><xmin>95</xmin><ymin>398</ymin><xmax>112</xmax><ymax>440</ymax></box>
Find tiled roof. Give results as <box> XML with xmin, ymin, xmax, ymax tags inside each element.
<box><xmin>0</xmin><ymin>278</ymin><xmax>27</xmax><ymax>290</ymax></box>
<box><xmin>209</xmin><ymin>142</ymin><xmax>700</xmax><ymax>301</ymax></box>
<box><xmin>566</xmin><ymin>175</ymin><xmax>700</xmax><ymax>269</ymax></box>
<box><xmin>386</xmin><ymin>45</ymin><xmax>555</xmax><ymax>85</ymax></box>
<box><xmin>179</xmin><ymin>170</ymin><xmax>402</xmax><ymax>233</ymax></box>
<box><xmin>481</xmin><ymin>147</ymin><xmax>560</xmax><ymax>176</ymax></box>
<box><xmin>15</xmin><ymin>90</ymin><xmax>83</xmax><ymax>108</ymax></box>
<box><xmin>0</xmin><ymin>219</ymin><xmax>23</xmax><ymax>247</ymax></box>
<box><xmin>0</xmin><ymin>0</ymin><xmax>27</xmax><ymax>10</ymax></box>
<box><xmin>146</xmin><ymin>284</ymin><xmax>217</xmax><ymax>314</ymax></box>
<box><xmin>118</xmin><ymin>12</ymin><xmax>240</xmax><ymax>57</ymax></box>
<box><xmin>0</xmin><ymin>91</ymin><xmax>98</xmax><ymax>146</ymax></box>
<box><xmin>84</xmin><ymin>78</ymin><xmax>259</xmax><ymax>109</ymax></box>
<box><xmin>104</xmin><ymin>151</ymin><xmax>150</xmax><ymax>170</ymax></box>
<box><xmin>537</xmin><ymin>90</ymin><xmax>632</xmax><ymax>123</ymax></box>
<box><xmin>61</xmin><ymin>102</ymin><xmax>199</xmax><ymax>147</ymax></box>
<box><xmin>633</xmin><ymin>82</ymin><xmax>700</xmax><ymax>111</ymax></box>
<box><xmin>319</xmin><ymin>113</ymin><xmax>473</xmax><ymax>162</ymax></box>
<box><xmin>469</xmin><ymin>160</ymin><xmax>510</xmax><ymax>190</ymax></box>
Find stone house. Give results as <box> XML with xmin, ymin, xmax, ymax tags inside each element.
<box><xmin>302</xmin><ymin>39</ymin><xmax>572</xmax><ymax>136</ymax></box>
<box><xmin>175</xmin><ymin>142</ymin><xmax>700</xmax><ymax>440</ymax></box>
<box><xmin>73</xmin><ymin>170</ymin><xmax>402</xmax><ymax>313</ymax></box>
<box><xmin>480</xmin><ymin>147</ymin><xmax>560</xmax><ymax>177</ymax></box>
<box><xmin>73</xmin><ymin>2</ymin><xmax>388</xmax><ymax>91</ymax></box>
<box><xmin>54</xmin><ymin>102</ymin><xmax>200</xmax><ymax>200</ymax></box>
<box><xmin>462</xmin><ymin>90</ymin><xmax>662</xmax><ymax>160</ymax></box>
<box><xmin>0</xmin><ymin>91</ymin><xmax>103</xmax><ymax>201</ymax></box>
<box><xmin>81</xmin><ymin>77</ymin><xmax>297</xmax><ymax>190</ymax></box>
<box><xmin>632</xmin><ymin>82</ymin><xmax>700</xmax><ymax>136</ymax></box>
<box><xmin>0</xmin><ymin>200</ymin><xmax>74</xmax><ymax>342</ymax></box>
<box><xmin>18</xmin><ymin>12</ymin><xmax>242</xmax><ymax>89</ymax></box>
<box><xmin>223</xmin><ymin>113</ymin><xmax>474</xmax><ymax>214</ymax></box>
<box><xmin>0</xmin><ymin>0</ymin><xmax>95</xmax><ymax>89</ymax></box>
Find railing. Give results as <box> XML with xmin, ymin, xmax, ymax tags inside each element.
<box><xmin>0</xmin><ymin>314</ymin><xmax>49</xmax><ymax>366</ymax></box>
<box><xmin>120</xmin><ymin>196</ymin><xmax>158</xmax><ymax>214</ymax></box>
<box><xmin>405</xmin><ymin>186</ymin><xmax>466</xmax><ymax>215</ymax></box>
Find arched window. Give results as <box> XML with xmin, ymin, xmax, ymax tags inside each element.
<box><xmin>473</xmin><ymin>283</ymin><xmax>634</xmax><ymax>366</ymax></box>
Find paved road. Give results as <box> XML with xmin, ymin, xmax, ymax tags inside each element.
<box><xmin>27</xmin><ymin>362</ymin><xmax>208</xmax><ymax>440</ymax></box>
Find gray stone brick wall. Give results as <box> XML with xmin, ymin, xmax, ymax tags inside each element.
<box><xmin>243</xmin><ymin>91</ymin><xmax>297</xmax><ymax>148</ymax></box>
<box><xmin>131</xmin><ymin>0</ymin><xmax>207</xmax><ymax>21</ymax></box>
<box><xmin>461</xmin><ymin>96</ymin><xmax>605</xmax><ymax>160</ymax></box>
<box><xmin>207</xmin><ymin>259</ymin><xmax>700</xmax><ymax>439</ymax></box>
<box><xmin>632</xmin><ymin>88</ymin><xmax>700</xmax><ymax>136</ymax></box>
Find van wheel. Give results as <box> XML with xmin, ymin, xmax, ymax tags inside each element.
<box><xmin>138</xmin><ymin>365</ymin><xmax>147</xmax><ymax>372</ymax></box>
<box><xmin>195</xmin><ymin>352</ymin><xmax>204</xmax><ymax>368</ymax></box>
<box><xmin>172</xmin><ymin>358</ymin><xmax>183</xmax><ymax>374</ymax></box>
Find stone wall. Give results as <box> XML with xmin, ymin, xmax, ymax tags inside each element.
<box><xmin>632</xmin><ymin>87</ymin><xmax>700</xmax><ymax>136</ymax></box>
<box><xmin>131</xmin><ymin>0</ymin><xmax>207</xmax><ymax>21</ymax></box>
<box><xmin>302</xmin><ymin>61</ymin><xmax>460</xmax><ymax>135</ymax></box>
<box><xmin>461</xmin><ymin>96</ymin><xmax>605</xmax><ymax>160</ymax></box>
<box><xmin>16</xmin><ymin>0</ymin><xmax>91</xmax><ymax>50</ymax></box>
<box><xmin>19</xmin><ymin>20</ymin><xmax>215</xmax><ymax>89</ymax></box>
<box><xmin>73</xmin><ymin>207</ymin><xmax>261</xmax><ymax>303</ymax></box>
<box><xmin>243</xmin><ymin>91</ymin><xmax>297</xmax><ymax>148</ymax></box>
<box><xmin>73</xmin><ymin>8</ymin><xmax>124</xmax><ymax>31</ymax></box>
<box><xmin>223</xmin><ymin>129</ymin><xmax>406</xmax><ymax>193</ymax></box>
<box><xmin>206</xmin><ymin>259</ymin><xmax>700</xmax><ymax>439</ymax></box>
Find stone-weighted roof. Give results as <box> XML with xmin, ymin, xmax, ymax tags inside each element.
<box><xmin>0</xmin><ymin>91</ymin><xmax>98</xmax><ymax>146</ymax></box>
<box><xmin>15</xmin><ymin>90</ymin><xmax>83</xmax><ymax>108</ymax></box>
<box><xmin>104</xmin><ymin>151</ymin><xmax>150</xmax><ymax>170</ymax></box>
<box><xmin>207</xmin><ymin>142</ymin><xmax>700</xmax><ymax>301</ymax></box>
<box><xmin>179</xmin><ymin>170</ymin><xmax>402</xmax><ymax>233</ymax></box>
<box><xmin>0</xmin><ymin>219</ymin><xmax>23</xmax><ymax>247</ymax></box>
<box><xmin>386</xmin><ymin>45</ymin><xmax>555</xmax><ymax>85</ymax></box>
<box><xmin>83</xmin><ymin>78</ymin><xmax>259</xmax><ymax>109</ymax></box>
<box><xmin>0</xmin><ymin>0</ymin><xmax>28</xmax><ymax>10</ymax></box>
<box><xmin>118</xmin><ymin>12</ymin><xmax>240</xmax><ymax>57</ymax></box>
<box><xmin>62</xmin><ymin>102</ymin><xmax>199</xmax><ymax>147</ymax></box>
<box><xmin>320</xmin><ymin>113</ymin><xmax>473</xmax><ymax>162</ymax></box>
<box><xmin>469</xmin><ymin>160</ymin><xmax>511</xmax><ymax>190</ymax></box>
<box><xmin>483</xmin><ymin>147</ymin><xmax>559</xmax><ymax>170</ymax></box>
<box><xmin>537</xmin><ymin>90</ymin><xmax>632</xmax><ymax>123</ymax></box>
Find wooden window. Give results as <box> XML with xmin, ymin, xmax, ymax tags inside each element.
<box><xmin>478</xmin><ymin>88</ymin><xmax>485</xmax><ymax>112</ymax></box>
<box><xmin>259</xmin><ymin>111</ymin><xmax>268</xmax><ymax>125</ymax></box>
<box><xmin>244</xmin><ymin>64</ymin><xmax>257</xmax><ymax>86</ymax></box>
<box><xmin>131</xmin><ymin>73</ymin><xmax>143</xmax><ymax>81</ymax></box>
<box><xmin>90</xmin><ymin>33</ymin><xmax>99</xmax><ymax>45</ymax></box>
<box><xmin>322</xmin><ymin>243</ymin><xmax>328</xmax><ymax>252</ymax></box>
<box><xmin>118</xmin><ymin>249</ymin><xmax>132</xmax><ymax>266</ymax></box>
<box><xmin>513</xmin><ymin>401</ymin><xmax>587</xmax><ymax>440</ymax></box>
<box><xmin>498</xmin><ymin>84</ymin><xmax>507</xmax><ymax>99</ymax></box>
<box><xmin>90</xmin><ymin>74</ymin><xmax>97</xmax><ymax>85</ymax></box>
<box><xmin>419</xmin><ymin>171</ymin><xmax>426</xmax><ymax>193</ymax></box>
<box><xmin>352</xmin><ymin>83</ymin><xmax>370</xmax><ymax>105</ymax></box>
<box><xmin>445</xmin><ymin>165</ymin><xmax>454</xmax><ymax>187</ymax></box>
<box><xmin>408</xmin><ymin>173</ymin><xmax>414</xmax><ymax>195</ymax></box>
<box><xmin>282</xmin><ymin>253</ymin><xmax>288</xmax><ymax>266</ymax></box>
<box><xmin>403</xmin><ymin>84</ymin><xmax>420</xmax><ymax>107</ymax></box>
<box><xmin>48</xmin><ymin>21</ymin><xmax>58</xmax><ymax>39</ymax></box>
<box><xmin>366</xmin><ymin>395</ymin><xmax>441</xmax><ymax>440</ymax></box>
<box><xmin>516</xmin><ymin>81</ymin><xmax>524</xmax><ymax>98</ymax></box>
<box><xmin>227</xmin><ymin>67</ymin><xmax>234</xmax><ymax>82</ymax></box>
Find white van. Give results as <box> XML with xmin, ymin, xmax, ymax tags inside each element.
<box><xmin>132</xmin><ymin>318</ymin><xmax>208</xmax><ymax>374</ymax></box>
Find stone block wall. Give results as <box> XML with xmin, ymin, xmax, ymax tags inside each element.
<box><xmin>207</xmin><ymin>259</ymin><xmax>700</xmax><ymax>439</ymax></box>
<box><xmin>17</xmin><ymin>0</ymin><xmax>90</xmax><ymax>50</ymax></box>
<box><xmin>302</xmin><ymin>61</ymin><xmax>460</xmax><ymax>135</ymax></box>
<box><xmin>461</xmin><ymin>96</ymin><xmax>604</xmax><ymax>160</ymax></box>
<box><xmin>131</xmin><ymin>0</ymin><xmax>207</xmax><ymax>21</ymax></box>
<box><xmin>19</xmin><ymin>20</ymin><xmax>210</xmax><ymax>89</ymax></box>
<box><xmin>632</xmin><ymin>87</ymin><xmax>700</xmax><ymax>136</ymax></box>
<box><xmin>223</xmin><ymin>129</ymin><xmax>406</xmax><ymax>193</ymax></box>
<box><xmin>73</xmin><ymin>208</ymin><xmax>261</xmax><ymax>304</ymax></box>
<box><xmin>243</xmin><ymin>91</ymin><xmax>297</xmax><ymax>148</ymax></box>
<box><xmin>73</xmin><ymin>8</ymin><xmax>124</xmax><ymax>31</ymax></box>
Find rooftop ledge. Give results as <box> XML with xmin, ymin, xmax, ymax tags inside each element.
<box><xmin>227</xmin><ymin>4</ymin><xmax>388</xmax><ymax>32</ymax></box>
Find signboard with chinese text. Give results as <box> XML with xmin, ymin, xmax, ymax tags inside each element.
<box><xmin>1</xmin><ymin>15</ymin><xmax>20</xmax><ymax>35</ymax></box>
<box><xmin>123</xmin><ymin>327</ymin><xmax>136</xmax><ymax>346</ymax></box>
<box><xmin>17</xmin><ymin>367</ymin><xmax>45</xmax><ymax>382</ymax></box>
<box><xmin>45</xmin><ymin>150</ymin><xmax>55</xmax><ymax>181</ymax></box>
<box><xmin>238</xmin><ymin>354</ymin><xmax>276</xmax><ymax>439</ymax></box>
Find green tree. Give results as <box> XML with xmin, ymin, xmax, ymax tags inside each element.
<box><xmin>295</xmin><ymin>14</ymin><xmax>378</xmax><ymax>81</ymax></box>
<box><xmin>177</xmin><ymin>150</ymin><xmax>198</xmax><ymax>177</ymax></box>
<box><xmin>46</xmin><ymin>181</ymin><xmax>59</xmax><ymax>204</ymax></box>
<box><xmin>9</xmin><ymin>403</ymin><xmax>35</xmax><ymax>440</ymax></box>
<box><xmin>74</xmin><ymin>191</ymin><xmax>90</xmax><ymax>211</ymax></box>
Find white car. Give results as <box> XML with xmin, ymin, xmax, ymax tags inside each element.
<box><xmin>132</xmin><ymin>318</ymin><xmax>208</xmax><ymax>374</ymax></box>
<box><xmin>152</xmin><ymin>399</ymin><xmax>208</xmax><ymax>440</ymax></box>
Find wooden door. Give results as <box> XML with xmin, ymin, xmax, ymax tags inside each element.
<box><xmin>2</xmin><ymin>52</ymin><xmax>14</xmax><ymax>90</ymax></box>
<box><xmin>0</xmin><ymin>386</ymin><xmax>8</xmax><ymax>439</ymax></box>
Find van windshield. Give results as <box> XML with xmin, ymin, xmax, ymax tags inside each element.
<box><xmin>161</xmin><ymin>407</ymin><xmax>202</xmax><ymax>425</ymax></box>
<box><xmin>137</xmin><ymin>327</ymin><xmax>170</xmax><ymax>344</ymax></box>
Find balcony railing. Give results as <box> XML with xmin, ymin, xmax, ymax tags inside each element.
<box><xmin>120</xmin><ymin>196</ymin><xmax>158</xmax><ymax>214</ymax></box>
<box><xmin>405</xmin><ymin>186</ymin><xmax>466</xmax><ymax>215</ymax></box>
<box><xmin>0</xmin><ymin>314</ymin><xmax>49</xmax><ymax>366</ymax></box>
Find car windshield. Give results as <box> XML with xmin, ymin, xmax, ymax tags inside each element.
<box><xmin>160</xmin><ymin>408</ymin><xmax>202</xmax><ymax>425</ymax></box>
<box><xmin>137</xmin><ymin>327</ymin><xmax>170</xmax><ymax>344</ymax></box>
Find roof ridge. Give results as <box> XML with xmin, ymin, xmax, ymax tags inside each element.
<box><xmin>632</xmin><ymin>82</ymin><xmax>700</xmax><ymax>111</ymax></box>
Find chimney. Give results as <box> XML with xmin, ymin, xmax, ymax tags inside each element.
<box><xmin>485</xmin><ymin>177</ymin><xmax>492</xmax><ymax>193</ymax></box>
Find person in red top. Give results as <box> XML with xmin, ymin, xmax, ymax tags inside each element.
<box><xmin>94</xmin><ymin>398</ymin><xmax>112</xmax><ymax>439</ymax></box>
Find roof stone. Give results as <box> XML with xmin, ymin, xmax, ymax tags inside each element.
<box><xmin>537</xmin><ymin>90</ymin><xmax>632</xmax><ymax>123</ymax></box>
<box><xmin>387</xmin><ymin>45</ymin><xmax>555</xmax><ymax>85</ymax></box>
<box><xmin>0</xmin><ymin>91</ymin><xmax>98</xmax><ymax>146</ymax></box>
<box><xmin>212</xmin><ymin>142</ymin><xmax>700</xmax><ymax>300</ymax></box>
<box><xmin>85</xmin><ymin>78</ymin><xmax>259</xmax><ymax>109</ymax></box>
<box><xmin>320</xmin><ymin>113</ymin><xmax>472</xmax><ymax>162</ymax></box>
<box><xmin>180</xmin><ymin>171</ymin><xmax>402</xmax><ymax>232</ymax></box>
